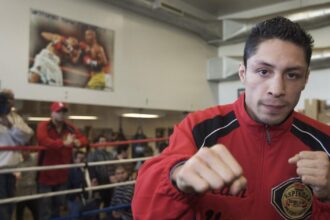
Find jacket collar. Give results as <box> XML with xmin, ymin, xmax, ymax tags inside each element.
<box><xmin>234</xmin><ymin>94</ymin><xmax>293</xmax><ymax>140</ymax></box>
<box><xmin>47</xmin><ymin>119</ymin><xmax>69</xmax><ymax>131</ymax></box>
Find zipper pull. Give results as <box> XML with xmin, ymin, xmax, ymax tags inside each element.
<box><xmin>265</xmin><ymin>125</ymin><xmax>271</xmax><ymax>144</ymax></box>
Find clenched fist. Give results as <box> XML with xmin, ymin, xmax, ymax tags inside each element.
<box><xmin>171</xmin><ymin>144</ymin><xmax>247</xmax><ymax>195</ymax></box>
<box><xmin>289</xmin><ymin>151</ymin><xmax>330</xmax><ymax>200</ymax></box>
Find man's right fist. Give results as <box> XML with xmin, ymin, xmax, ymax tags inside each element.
<box><xmin>171</xmin><ymin>144</ymin><xmax>247</xmax><ymax>195</ymax></box>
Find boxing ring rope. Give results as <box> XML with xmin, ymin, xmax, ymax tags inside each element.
<box><xmin>0</xmin><ymin>180</ymin><xmax>136</xmax><ymax>205</ymax></box>
<box><xmin>0</xmin><ymin>179</ymin><xmax>136</xmax><ymax>205</ymax></box>
<box><xmin>0</xmin><ymin>137</ymin><xmax>169</xmax><ymax>151</ymax></box>
<box><xmin>0</xmin><ymin>156</ymin><xmax>152</xmax><ymax>175</ymax></box>
<box><xmin>0</xmin><ymin>137</ymin><xmax>169</xmax><ymax>206</ymax></box>
<box><xmin>51</xmin><ymin>204</ymin><xmax>131</xmax><ymax>220</ymax></box>
<box><xmin>91</xmin><ymin>137</ymin><xmax>168</xmax><ymax>148</ymax></box>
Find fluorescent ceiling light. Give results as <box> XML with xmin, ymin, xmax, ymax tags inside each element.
<box><xmin>27</xmin><ymin>117</ymin><xmax>50</xmax><ymax>121</ymax></box>
<box><xmin>122</xmin><ymin>113</ymin><xmax>160</xmax><ymax>118</ymax></box>
<box><xmin>288</xmin><ymin>8</ymin><xmax>330</xmax><ymax>22</ymax></box>
<box><xmin>28</xmin><ymin>116</ymin><xmax>98</xmax><ymax>121</ymax></box>
<box><xmin>311</xmin><ymin>52</ymin><xmax>330</xmax><ymax>60</ymax></box>
<box><xmin>69</xmin><ymin>116</ymin><xmax>98</xmax><ymax>120</ymax></box>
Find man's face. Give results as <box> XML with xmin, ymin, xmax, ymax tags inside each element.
<box><xmin>98</xmin><ymin>137</ymin><xmax>107</xmax><ymax>143</ymax></box>
<box><xmin>51</xmin><ymin>110</ymin><xmax>67</xmax><ymax>122</ymax></box>
<box><xmin>118</xmin><ymin>150</ymin><xmax>128</xmax><ymax>159</ymax></box>
<box><xmin>2</xmin><ymin>91</ymin><xmax>14</xmax><ymax>111</ymax></box>
<box><xmin>75</xmin><ymin>153</ymin><xmax>85</xmax><ymax>163</ymax></box>
<box><xmin>115</xmin><ymin>167</ymin><xmax>128</xmax><ymax>182</ymax></box>
<box><xmin>239</xmin><ymin>39</ymin><xmax>309</xmax><ymax>125</ymax></box>
<box><xmin>6</xmin><ymin>94</ymin><xmax>14</xmax><ymax>109</ymax></box>
<box><xmin>85</xmin><ymin>30</ymin><xmax>95</xmax><ymax>44</ymax></box>
<box><xmin>62</xmin><ymin>37</ymin><xmax>79</xmax><ymax>56</ymax></box>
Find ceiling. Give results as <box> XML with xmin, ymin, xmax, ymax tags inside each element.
<box><xmin>179</xmin><ymin>0</ymin><xmax>289</xmax><ymax>17</ymax></box>
<box><xmin>101</xmin><ymin>0</ymin><xmax>330</xmax><ymax>46</ymax></box>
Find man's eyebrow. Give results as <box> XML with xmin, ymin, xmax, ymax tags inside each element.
<box><xmin>251</xmin><ymin>61</ymin><xmax>274</xmax><ymax>68</ymax></box>
<box><xmin>285</xmin><ymin>66</ymin><xmax>305</xmax><ymax>72</ymax></box>
<box><xmin>252</xmin><ymin>61</ymin><xmax>305</xmax><ymax>71</ymax></box>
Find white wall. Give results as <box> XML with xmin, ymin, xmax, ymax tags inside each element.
<box><xmin>217</xmin><ymin>25</ymin><xmax>330</xmax><ymax>110</ymax></box>
<box><xmin>299</xmin><ymin>68</ymin><xmax>330</xmax><ymax>109</ymax></box>
<box><xmin>0</xmin><ymin>0</ymin><xmax>217</xmax><ymax>112</ymax></box>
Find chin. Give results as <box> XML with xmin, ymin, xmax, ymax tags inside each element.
<box><xmin>259</xmin><ymin>116</ymin><xmax>286</xmax><ymax>125</ymax></box>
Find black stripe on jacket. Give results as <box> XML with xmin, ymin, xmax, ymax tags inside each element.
<box><xmin>291</xmin><ymin>118</ymin><xmax>330</xmax><ymax>155</ymax></box>
<box><xmin>192</xmin><ymin>111</ymin><xmax>240</xmax><ymax>149</ymax></box>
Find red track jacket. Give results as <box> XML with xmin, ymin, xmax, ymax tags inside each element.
<box><xmin>132</xmin><ymin>95</ymin><xmax>330</xmax><ymax>220</ymax></box>
<box><xmin>37</xmin><ymin>120</ymin><xmax>88</xmax><ymax>185</ymax></box>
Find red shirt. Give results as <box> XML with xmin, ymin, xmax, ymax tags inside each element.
<box><xmin>132</xmin><ymin>95</ymin><xmax>330</xmax><ymax>220</ymax></box>
<box><xmin>37</xmin><ymin>120</ymin><xmax>88</xmax><ymax>185</ymax></box>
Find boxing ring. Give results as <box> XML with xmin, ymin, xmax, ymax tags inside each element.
<box><xmin>0</xmin><ymin>137</ymin><xmax>168</xmax><ymax>219</ymax></box>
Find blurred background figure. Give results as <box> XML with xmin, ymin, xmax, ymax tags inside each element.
<box><xmin>15</xmin><ymin>150</ymin><xmax>39</xmax><ymax>220</ymax></box>
<box><xmin>87</xmin><ymin>135</ymin><xmax>114</xmax><ymax>216</ymax></box>
<box><xmin>114</xmin><ymin>146</ymin><xmax>135</xmax><ymax>180</ymax></box>
<box><xmin>0</xmin><ymin>89</ymin><xmax>34</xmax><ymax>220</ymax></box>
<box><xmin>67</xmin><ymin>150</ymin><xmax>99</xmax><ymax>220</ymax></box>
<box><xmin>109</xmin><ymin>165</ymin><xmax>134</xmax><ymax>220</ymax></box>
<box><xmin>67</xmin><ymin>150</ymin><xmax>86</xmax><ymax>219</ymax></box>
<box><xmin>36</xmin><ymin>102</ymin><xmax>88</xmax><ymax>220</ymax></box>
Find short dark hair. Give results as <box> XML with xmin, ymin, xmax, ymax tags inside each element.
<box><xmin>243</xmin><ymin>16</ymin><xmax>314</xmax><ymax>66</ymax></box>
<box><xmin>74</xmin><ymin>150</ymin><xmax>85</xmax><ymax>159</ymax></box>
<box><xmin>0</xmin><ymin>93</ymin><xmax>8</xmax><ymax>115</ymax></box>
<box><xmin>116</xmin><ymin>145</ymin><xmax>128</xmax><ymax>154</ymax></box>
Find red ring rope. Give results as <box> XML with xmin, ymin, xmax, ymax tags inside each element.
<box><xmin>0</xmin><ymin>137</ymin><xmax>169</xmax><ymax>151</ymax></box>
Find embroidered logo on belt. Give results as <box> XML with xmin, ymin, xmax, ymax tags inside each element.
<box><xmin>271</xmin><ymin>177</ymin><xmax>312</xmax><ymax>220</ymax></box>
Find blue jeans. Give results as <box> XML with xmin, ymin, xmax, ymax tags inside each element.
<box><xmin>38</xmin><ymin>183</ymin><xmax>67</xmax><ymax>220</ymax></box>
<box><xmin>0</xmin><ymin>173</ymin><xmax>16</xmax><ymax>220</ymax></box>
<box><xmin>67</xmin><ymin>198</ymin><xmax>83</xmax><ymax>220</ymax></box>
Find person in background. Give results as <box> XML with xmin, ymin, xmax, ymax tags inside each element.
<box><xmin>132</xmin><ymin>16</ymin><xmax>330</xmax><ymax>219</ymax></box>
<box><xmin>15</xmin><ymin>150</ymin><xmax>39</xmax><ymax>220</ymax></box>
<box><xmin>0</xmin><ymin>89</ymin><xmax>34</xmax><ymax>220</ymax></box>
<box><xmin>88</xmin><ymin>135</ymin><xmax>114</xmax><ymax>212</ymax></box>
<box><xmin>36</xmin><ymin>102</ymin><xmax>88</xmax><ymax>220</ymax></box>
<box><xmin>67</xmin><ymin>150</ymin><xmax>88</xmax><ymax>220</ymax></box>
<box><xmin>115</xmin><ymin>145</ymin><xmax>129</xmax><ymax>160</ymax></box>
<box><xmin>114</xmin><ymin>146</ymin><xmax>135</xmax><ymax>180</ymax></box>
<box><xmin>109</xmin><ymin>165</ymin><xmax>134</xmax><ymax>220</ymax></box>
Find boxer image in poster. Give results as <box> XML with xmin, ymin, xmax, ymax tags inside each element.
<box><xmin>80</xmin><ymin>29</ymin><xmax>112</xmax><ymax>90</ymax></box>
<box><xmin>29</xmin><ymin>32</ymin><xmax>80</xmax><ymax>86</ymax></box>
<box><xmin>28</xmin><ymin>10</ymin><xmax>114</xmax><ymax>91</ymax></box>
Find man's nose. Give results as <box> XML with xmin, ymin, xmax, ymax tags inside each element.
<box><xmin>268</xmin><ymin>74</ymin><xmax>285</xmax><ymax>97</ymax></box>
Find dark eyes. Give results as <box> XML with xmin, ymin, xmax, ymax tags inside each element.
<box><xmin>286</xmin><ymin>73</ymin><xmax>300</xmax><ymax>80</ymax></box>
<box><xmin>256</xmin><ymin>69</ymin><xmax>301</xmax><ymax>80</ymax></box>
<box><xmin>257</xmin><ymin>69</ymin><xmax>269</xmax><ymax>76</ymax></box>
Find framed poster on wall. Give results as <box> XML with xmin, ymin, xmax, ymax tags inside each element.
<box><xmin>28</xmin><ymin>9</ymin><xmax>115</xmax><ymax>91</ymax></box>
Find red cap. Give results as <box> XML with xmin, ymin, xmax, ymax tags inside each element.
<box><xmin>50</xmin><ymin>102</ymin><xmax>68</xmax><ymax>112</ymax></box>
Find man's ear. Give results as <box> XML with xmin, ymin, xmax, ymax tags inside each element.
<box><xmin>238</xmin><ymin>64</ymin><xmax>246</xmax><ymax>83</ymax></box>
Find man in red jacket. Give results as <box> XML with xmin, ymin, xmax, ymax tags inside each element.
<box><xmin>132</xmin><ymin>16</ymin><xmax>330</xmax><ymax>219</ymax></box>
<box><xmin>37</xmin><ymin>102</ymin><xmax>88</xmax><ymax>220</ymax></box>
